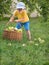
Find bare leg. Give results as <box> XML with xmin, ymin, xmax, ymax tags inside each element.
<box><xmin>26</xmin><ymin>30</ymin><xmax>31</xmax><ymax>40</ymax></box>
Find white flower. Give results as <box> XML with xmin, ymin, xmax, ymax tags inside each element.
<box><xmin>38</xmin><ymin>37</ymin><xmax>45</xmax><ymax>43</ymax></box>
<box><xmin>40</xmin><ymin>40</ymin><xmax>45</xmax><ymax>43</ymax></box>
<box><xmin>22</xmin><ymin>44</ymin><xmax>26</xmax><ymax>46</ymax></box>
<box><xmin>38</xmin><ymin>37</ymin><xmax>41</xmax><ymax>41</ymax></box>
<box><xmin>35</xmin><ymin>44</ymin><xmax>39</xmax><ymax>46</ymax></box>
<box><xmin>8</xmin><ymin>43</ymin><xmax>11</xmax><ymax>46</ymax></box>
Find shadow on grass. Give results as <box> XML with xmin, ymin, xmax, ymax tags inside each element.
<box><xmin>43</xmin><ymin>62</ymin><xmax>49</xmax><ymax>65</ymax></box>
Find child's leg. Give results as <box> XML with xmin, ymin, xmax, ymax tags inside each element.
<box><xmin>26</xmin><ymin>30</ymin><xmax>31</xmax><ymax>40</ymax></box>
<box><xmin>24</xmin><ymin>21</ymin><xmax>32</xmax><ymax>40</ymax></box>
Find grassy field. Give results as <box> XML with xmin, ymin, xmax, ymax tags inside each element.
<box><xmin>0</xmin><ymin>17</ymin><xmax>49</xmax><ymax>65</ymax></box>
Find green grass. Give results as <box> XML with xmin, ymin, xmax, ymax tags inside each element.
<box><xmin>0</xmin><ymin>17</ymin><xmax>49</xmax><ymax>65</ymax></box>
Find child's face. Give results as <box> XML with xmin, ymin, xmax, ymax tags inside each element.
<box><xmin>17</xmin><ymin>8</ymin><xmax>22</xmax><ymax>12</ymax></box>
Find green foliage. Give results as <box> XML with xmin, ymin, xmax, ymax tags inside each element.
<box><xmin>37</xmin><ymin>0</ymin><xmax>49</xmax><ymax>21</ymax></box>
<box><xmin>19</xmin><ymin>0</ymin><xmax>49</xmax><ymax>21</ymax></box>
<box><xmin>0</xmin><ymin>0</ymin><xmax>12</xmax><ymax>16</ymax></box>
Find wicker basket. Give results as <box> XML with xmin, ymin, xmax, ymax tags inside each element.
<box><xmin>3</xmin><ymin>30</ymin><xmax>22</xmax><ymax>41</ymax></box>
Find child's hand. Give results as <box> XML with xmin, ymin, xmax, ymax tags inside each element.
<box><xmin>9</xmin><ymin>19</ymin><xmax>13</xmax><ymax>22</ymax></box>
<box><xmin>15</xmin><ymin>20</ymin><xmax>19</xmax><ymax>23</ymax></box>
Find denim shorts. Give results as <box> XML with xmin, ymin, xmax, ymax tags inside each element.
<box><xmin>16</xmin><ymin>21</ymin><xmax>30</xmax><ymax>30</ymax></box>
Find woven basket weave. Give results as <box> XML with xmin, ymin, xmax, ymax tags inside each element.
<box><xmin>3</xmin><ymin>30</ymin><xmax>22</xmax><ymax>40</ymax></box>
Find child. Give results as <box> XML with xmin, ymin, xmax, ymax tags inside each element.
<box><xmin>9</xmin><ymin>2</ymin><xmax>32</xmax><ymax>41</ymax></box>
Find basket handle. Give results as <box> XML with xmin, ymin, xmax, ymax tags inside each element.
<box><xmin>6</xmin><ymin>21</ymin><xmax>11</xmax><ymax>26</ymax></box>
<box><xmin>4</xmin><ymin>21</ymin><xmax>10</xmax><ymax>29</ymax></box>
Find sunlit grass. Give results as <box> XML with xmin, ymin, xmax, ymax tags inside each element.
<box><xmin>0</xmin><ymin>17</ymin><xmax>49</xmax><ymax>65</ymax></box>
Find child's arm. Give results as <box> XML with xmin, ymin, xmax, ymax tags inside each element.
<box><xmin>15</xmin><ymin>18</ymin><xmax>25</xmax><ymax>22</ymax></box>
<box><xmin>9</xmin><ymin>15</ymin><xmax>15</xmax><ymax>22</ymax></box>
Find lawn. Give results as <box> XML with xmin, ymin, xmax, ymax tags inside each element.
<box><xmin>0</xmin><ymin>17</ymin><xmax>49</xmax><ymax>65</ymax></box>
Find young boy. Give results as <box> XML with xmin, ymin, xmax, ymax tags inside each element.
<box><xmin>9</xmin><ymin>2</ymin><xmax>32</xmax><ymax>41</ymax></box>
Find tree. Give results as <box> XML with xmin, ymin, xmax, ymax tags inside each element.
<box><xmin>37</xmin><ymin>0</ymin><xmax>49</xmax><ymax>21</ymax></box>
<box><xmin>0</xmin><ymin>0</ymin><xmax>12</xmax><ymax>17</ymax></box>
